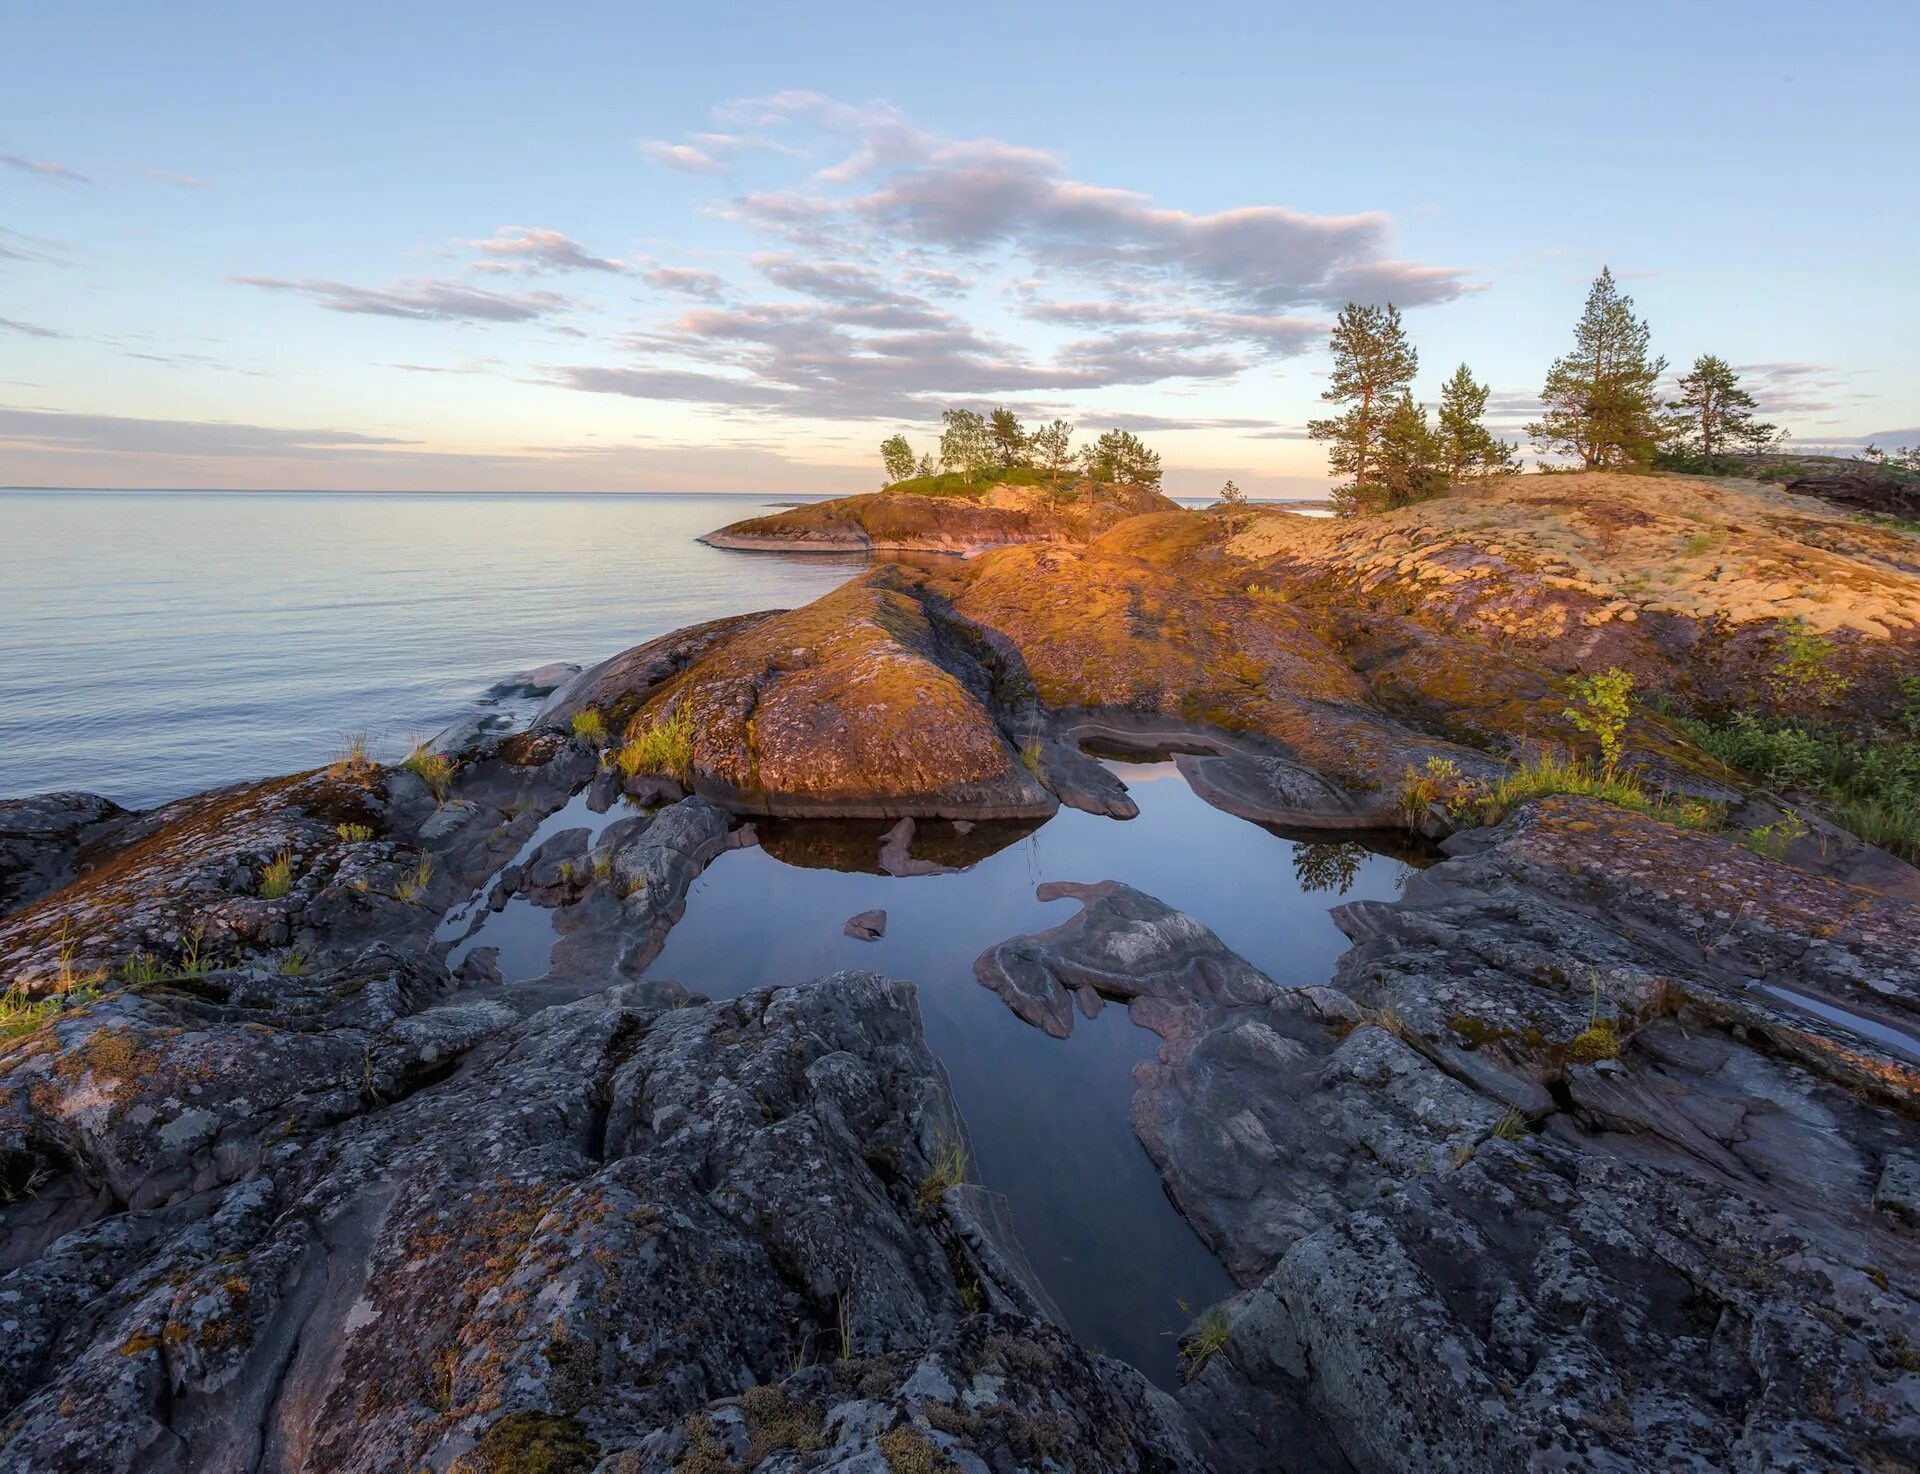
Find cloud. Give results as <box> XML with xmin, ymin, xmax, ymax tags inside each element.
<box><xmin>639</xmin><ymin>141</ymin><xmax>725</xmax><ymax>174</ymax></box>
<box><xmin>640</xmin><ymin>130</ymin><xmax>809</xmax><ymax>174</ymax></box>
<box><xmin>548</xmin><ymin>365</ymin><xmax>790</xmax><ymax>407</ymax></box>
<box><xmin>471</xmin><ymin>226</ymin><xmax>623</xmax><ymax>273</ymax></box>
<box><xmin>0</xmin><ymin>316</ymin><xmax>63</xmax><ymax>339</ymax></box>
<box><xmin>1088</xmin><ymin>411</ymin><xmax>1278</xmax><ymax>432</ymax></box>
<box><xmin>721</xmin><ymin>95</ymin><xmax>1474</xmax><ymax>313</ymax></box>
<box><xmin>145</xmin><ymin>168</ymin><xmax>211</xmax><ymax>189</ymax></box>
<box><xmin>0</xmin><ymin>225</ymin><xmax>69</xmax><ymax>264</ymax></box>
<box><xmin>645</xmin><ymin>265</ymin><xmax>727</xmax><ymax>299</ymax></box>
<box><xmin>235</xmin><ymin>274</ymin><xmax>572</xmax><ymax>323</ymax></box>
<box><xmin>0</xmin><ymin>405</ymin><xmax>414</xmax><ymax>458</ymax></box>
<box><xmin>0</xmin><ymin>153</ymin><xmax>91</xmax><ymax>185</ymax></box>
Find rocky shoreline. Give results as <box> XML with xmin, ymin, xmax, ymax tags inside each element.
<box><xmin>3</xmin><ymin>470</ymin><xmax>1917</xmax><ymax>1472</ymax></box>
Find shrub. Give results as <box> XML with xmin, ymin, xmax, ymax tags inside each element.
<box><xmin>1768</xmin><ymin>620</ymin><xmax>1852</xmax><ymax>706</ymax></box>
<box><xmin>403</xmin><ymin>745</ymin><xmax>454</xmax><ymax>801</ymax></box>
<box><xmin>569</xmin><ymin>708</ymin><xmax>607</xmax><ymax>746</ymax></box>
<box><xmin>1563</xmin><ymin>667</ymin><xmax>1634</xmax><ymax>773</ymax></box>
<box><xmin>615</xmin><ymin>707</ymin><xmax>695</xmax><ymax>783</ymax></box>
<box><xmin>258</xmin><ymin>849</ymin><xmax>294</xmax><ymax>900</ymax></box>
<box><xmin>1744</xmin><ymin>810</ymin><xmax>1809</xmax><ymax>860</ymax></box>
<box><xmin>1678</xmin><ymin>711</ymin><xmax>1920</xmax><ymax>862</ymax></box>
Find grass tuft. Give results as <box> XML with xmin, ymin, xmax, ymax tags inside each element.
<box><xmin>331</xmin><ymin>731</ymin><xmax>374</xmax><ymax>775</ymax></box>
<box><xmin>394</xmin><ymin>856</ymin><xmax>434</xmax><ymax>904</ymax></box>
<box><xmin>917</xmin><ymin>1140</ymin><xmax>966</xmax><ymax>1212</ymax></box>
<box><xmin>615</xmin><ymin>706</ymin><xmax>696</xmax><ymax>784</ymax></box>
<box><xmin>1176</xmin><ymin>1304</ymin><xmax>1232</xmax><ymax>1382</ymax></box>
<box><xmin>335</xmin><ymin>822</ymin><xmax>374</xmax><ymax>844</ymax></box>
<box><xmin>402</xmin><ymin>745</ymin><xmax>455</xmax><ymax>801</ymax></box>
<box><xmin>258</xmin><ymin>849</ymin><xmax>294</xmax><ymax>900</ymax></box>
<box><xmin>1476</xmin><ymin>752</ymin><xmax>1721</xmax><ymax>830</ymax></box>
<box><xmin>1</xmin><ymin>982</ymin><xmax>100</xmax><ymax>1042</ymax></box>
<box><xmin>569</xmin><ymin>708</ymin><xmax>608</xmax><ymax>746</ymax></box>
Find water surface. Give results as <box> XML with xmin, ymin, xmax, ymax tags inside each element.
<box><xmin>0</xmin><ymin>491</ymin><xmax>857</xmax><ymax>806</ymax></box>
<box><xmin>449</xmin><ymin>759</ymin><xmax>1419</xmax><ymax>1384</ymax></box>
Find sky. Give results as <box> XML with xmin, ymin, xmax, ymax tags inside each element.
<box><xmin>3</xmin><ymin>1</ymin><xmax>1916</xmax><ymax>496</ymax></box>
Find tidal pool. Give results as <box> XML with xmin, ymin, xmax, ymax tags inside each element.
<box><xmin>645</xmin><ymin>760</ymin><xmax>1421</xmax><ymax>1384</ymax></box>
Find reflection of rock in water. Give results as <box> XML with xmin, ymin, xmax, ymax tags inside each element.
<box><xmin>754</xmin><ymin>814</ymin><xmax>1042</xmax><ymax>874</ymax></box>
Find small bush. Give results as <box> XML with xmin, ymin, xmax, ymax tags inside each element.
<box><xmin>615</xmin><ymin>707</ymin><xmax>695</xmax><ymax>784</ymax></box>
<box><xmin>403</xmin><ymin>746</ymin><xmax>454</xmax><ymax>801</ymax></box>
<box><xmin>258</xmin><ymin>849</ymin><xmax>294</xmax><ymax>900</ymax></box>
<box><xmin>569</xmin><ymin>708</ymin><xmax>607</xmax><ymax>746</ymax></box>
<box><xmin>1678</xmin><ymin>711</ymin><xmax>1919</xmax><ymax>862</ymax></box>
<box><xmin>1563</xmin><ymin>667</ymin><xmax>1634</xmax><ymax>773</ymax></box>
<box><xmin>1744</xmin><ymin>810</ymin><xmax>1809</xmax><ymax>860</ymax></box>
<box><xmin>878</xmin><ymin>1426</ymin><xmax>952</xmax><ymax>1474</ymax></box>
<box><xmin>335</xmin><ymin>822</ymin><xmax>374</xmax><ymax>844</ymax></box>
<box><xmin>1768</xmin><ymin>620</ymin><xmax>1852</xmax><ymax>706</ymax></box>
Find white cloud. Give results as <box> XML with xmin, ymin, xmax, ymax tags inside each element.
<box><xmin>235</xmin><ymin>274</ymin><xmax>572</xmax><ymax>323</ymax></box>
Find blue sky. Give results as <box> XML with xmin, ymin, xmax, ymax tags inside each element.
<box><xmin>3</xmin><ymin>0</ymin><xmax>1915</xmax><ymax>493</ymax></box>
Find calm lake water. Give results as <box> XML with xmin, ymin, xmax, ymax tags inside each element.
<box><xmin>0</xmin><ymin>491</ymin><xmax>859</xmax><ymax>807</ymax></box>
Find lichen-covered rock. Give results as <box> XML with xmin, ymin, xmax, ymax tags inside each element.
<box><xmin>0</xmin><ymin>971</ymin><xmax>1152</xmax><ymax>1474</ymax></box>
<box><xmin>0</xmin><ymin>792</ymin><xmax>135</xmax><ymax>918</ymax></box>
<box><xmin>973</xmin><ymin>834</ymin><xmax>1920</xmax><ymax>1471</ymax></box>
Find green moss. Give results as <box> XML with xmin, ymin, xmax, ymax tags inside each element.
<box><xmin>1565</xmin><ymin>1021</ymin><xmax>1621</xmax><ymax>1063</ymax></box>
<box><xmin>879</xmin><ymin>1425</ymin><xmax>954</xmax><ymax>1474</ymax></box>
<box><xmin>740</xmin><ymin>1384</ymin><xmax>827</xmax><ymax>1462</ymax></box>
<box><xmin>456</xmin><ymin>1412</ymin><xmax>599</xmax><ymax>1474</ymax></box>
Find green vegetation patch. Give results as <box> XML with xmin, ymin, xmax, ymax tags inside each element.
<box><xmin>456</xmin><ymin>1411</ymin><xmax>599</xmax><ymax>1474</ymax></box>
<box><xmin>1679</xmin><ymin>703</ymin><xmax>1920</xmax><ymax>862</ymax></box>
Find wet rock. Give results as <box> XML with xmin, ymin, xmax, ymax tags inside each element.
<box><xmin>483</xmin><ymin>661</ymin><xmax>582</xmax><ymax>702</ymax></box>
<box><xmin>844</xmin><ymin>908</ymin><xmax>887</xmax><ymax>941</ymax></box>
<box><xmin>973</xmin><ymin>879</ymin><xmax>1276</xmax><ymax>1039</ymax></box>
<box><xmin>0</xmin><ymin>791</ymin><xmax>135</xmax><ymax>916</ymax></box>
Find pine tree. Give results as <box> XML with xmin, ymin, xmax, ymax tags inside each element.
<box><xmin>1307</xmin><ymin>303</ymin><xmax>1418</xmax><ymax>516</ymax></box>
<box><xmin>880</xmin><ymin>434</ymin><xmax>917</xmax><ymax>485</ymax></box>
<box><xmin>1662</xmin><ymin>355</ymin><xmax>1777</xmax><ymax>466</ymax></box>
<box><xmin>988</xmin><ymin>407</ymin><xmax>1030</xmax><ymax>468</ymax></box>
<box><xmin>1083</xmin><ymin>429</ymin><xmax>1163</xmax><ymax>488</ymax></box>
<box><xmin>1528</xmin><ymin>268</ymin><xmax>1666</xmax><ymax>469</ymax></box>
<box><xmin>1216</xmin><ymin>478</ymin><xmax>1248</xmax><ymax>532</ymax></box>
<box><xmin>1374</xmin><ymin>393</ymin><xmax>1447</xmax><ymax>510</ymax></box>
<box><xmin>1436</xmin><ymin>363</ymin><xmax>1517</xmax><ymax>481</ymax></box>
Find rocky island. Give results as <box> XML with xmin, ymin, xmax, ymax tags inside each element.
<box><xmin>3</xmin><ymin>463</ymin><xmax>1918</xmax><ymax>1474</ymax></box>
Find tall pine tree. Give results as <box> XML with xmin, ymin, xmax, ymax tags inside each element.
<box><xmin>1307</xmin><ymin>303</ymin><xmax>1418</xmax><ymax>516</ymax></box>
<box><xmin>1436</xmin><ymin>363</ymin><xmax>1517</xmax><ymax>480</ymax></box>
<box><xmin>1661</xmin><ymin>355</ymin><xmax>1778</xmax><ymax>466</ymax></box>
<box><xmin>1528</xmin><ymin>268</ymin><xmax>1666</xmax><ymax>469</ymax></box>
<box><xmin>1374</xmin><ymin>392</ymin><xmax>1447</xmax><ymax>510</ymax></box>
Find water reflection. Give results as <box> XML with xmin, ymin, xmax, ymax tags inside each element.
<box><xmin>646</xmin><ymin>760</ymin><xmax>1420</xmax><ymax>1385</ymax></box>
